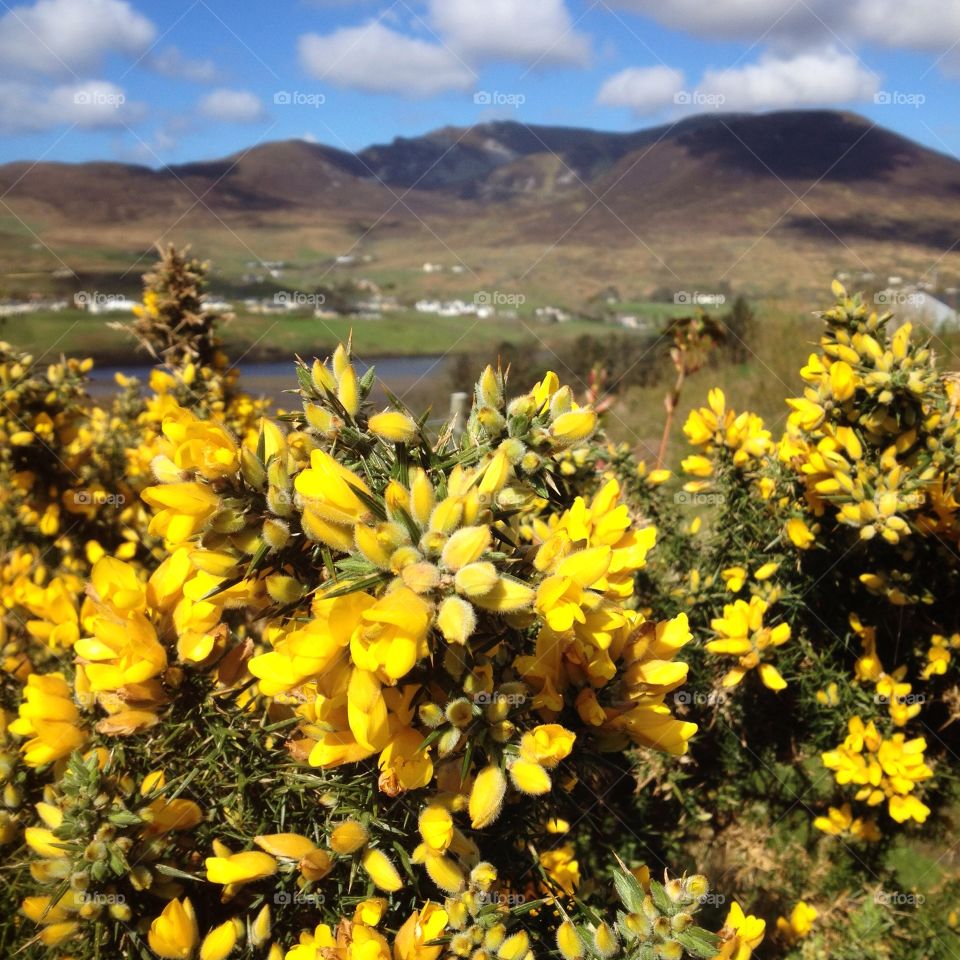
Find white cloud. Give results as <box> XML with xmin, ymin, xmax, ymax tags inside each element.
<box><xmin>597</xmin><ymin>49</ymin><xmax>879</xmax><ymax>116</ymax></box>
<box><xmin>298</xmin><ymin>20</ymin><xmax>474</xmax><ymax>97</ymax></box>
<box><xmin>0</xmin><ymin>0</ymin><xmax>154</xmax><ymax>76</ymax></box>
<box><xmin>147</xmin><ymin>46</ymin><xmax>219</xmax><ymax>84</ymax></box>
<box><xmin>845</xmin><ymin>0</ymin><xmax>960</xmax><ymax>52</ymax></box>
<box><xmin>612</xmin><ymin>0</ymin><xmax>960</xmax><ymax>53</ymax></box>
<box><xmin>429</xmin><ymin>0</ymin><xmax>590</xmax><ymax>66</ymax></box>
<box><xmin>596</xmin><ymin>65</ymin><xmax>685</xmax><ymax>114</ymax></box>
<box><xmin>0</xmin><ymin>79</ymin><xmax>144</xmax><ymax>133</ymax></box>
<box><xmin>197</xmin><ymin>88</ymin><xmax>266</xmax><ymax>123</ymax></box>
<box><xmin>697</xmin><ymin>49</ymin><xmax>880</xmax><ymax>111</ymax></box>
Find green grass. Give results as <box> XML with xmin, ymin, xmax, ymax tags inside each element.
<box><xmin>1</xmin><ymin>307</ymin><xmax>634</xmax><ymax>363</ymax></box>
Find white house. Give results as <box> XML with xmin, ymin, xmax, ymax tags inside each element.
<box><xmin>882</xmin><ymin>287</ymin><xmax>960</xmax><ymax>334</ymax></box>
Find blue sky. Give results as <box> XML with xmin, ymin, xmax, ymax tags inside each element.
<box><xmin>1</xmin><ymin>0</ymin><xmax>960</xmax><ymax>166</ymax></box>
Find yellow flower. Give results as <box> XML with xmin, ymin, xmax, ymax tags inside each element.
<box><xmin>9</xmin><ymin>673</ymin><xmax>86</xmax><ymax>767</ymax></box>
<box><xmin>350</xmin><ymin>588</ymin><xmax>431</xmax><ymax>682</ymax></box>
<box><xmin>821</xmin><ymin>717</ymin><xmax>932</xmax><ymax>824</ymax></box>
<box><xmin>706</xmin><ymin>596</ymin><xmax>790</xmax><ymax>691</ymax></box>
<box><xmin>714</xmin><ymin>902</ymin><xmax>765</xmax><ymax>960</ymax></box>
<box><xmin>540</xmin><ymin>844</ymin><xmax>580</xmax><ymax>895</ymax></box>
<box><xmin>395</xmin><ymin>903</ymin><xmax>448</xmax><ymax>960</ymax></box>
<box><xmin>148</xmin><ymin>897</ymin><xmax>199</xmax><ymax>959</ymax></box>
<box><xmin>418</xmin><ymin>804</ymin><xmax>454</xmax><ymax>853</ymax></box>
<box><xmin>720</xmin><ymin>567</ymin><xmax>747</xmax><ymax>593</ymax></box>
<box><xmin>200</xmin><ymin>919</ymin><xmax>241</xmax><ymax>960</ymax></box>
<box><xmin>295</xmin><ymin>448</ymin><xmax>373</xmax><ymax>546</ymax></box>
<box><xmin>285</xmin><ymin>923</ymin><xmax>336</xmax><ymax>960</ymax></box>
<box><xmin>441</xmin><ymin>526</ymin><xmax>491</xmax><ymax>571</ymax></box>
<box><xmin>253</xmin><ymin>833</ymin><xmax>317</xmax><ymax>859</ymax></box>
<box><xmin>205</xmin><ymin>850</ymin><xmax>278</xmax><ymax>885</ymax></box>
<box><xmin>163</xmin><ymin>406</ymin><xmax>238</xmax><ymax>481</ymax></box>
<box><xmin>142</xmin><ymin>481</ymin><xmax>221</xmax><ymax>544</ymax></box>
<box><xmin>785</xmin><ymin>517</ymin><xmax>815</xmax><ymax>549</ymax></box>
<box><xmin>775</xmin><ymin>901</ymin><xmax>818</xmax><ymax>945</ymax></box>
<box><xmin>519</xmin><ymin>724</ymin><xmax>576</xmax><ymax>768</ymax></box>
<box><xmin>377</xmin><ymin>726</ymin><xmax>434</xmax><ymax>793</ymax></box>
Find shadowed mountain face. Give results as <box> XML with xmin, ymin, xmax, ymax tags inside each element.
<box><xmin>2</xmin><ymin>110</ymin><xmax>960</xmax><ymax>266</ymax></box>
<box><xmin>352</xmin><ymin>111</ymin><xmax>960</xmax><ymax>199</ymax></box>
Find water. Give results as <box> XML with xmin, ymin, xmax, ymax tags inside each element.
<box><xmin>88</xmin><ymin>355</ymin><xmax>453</xmax><ymax>404</ymax></box>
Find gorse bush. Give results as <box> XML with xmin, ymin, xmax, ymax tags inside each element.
<box><xmin>2</xmin><ymin>254</ymin><xmax>959</xmax><ymax>960</ymax></box>
<box><xmin>0</xmin><ymin>249</ymin><xmax>756</xmax><ymax>960</ymax></box>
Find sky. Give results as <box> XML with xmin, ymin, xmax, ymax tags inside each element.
<box><xmin>1</xmin><ymin>0</ymin><xmax>960</xmax><ymax>166</ymax></box>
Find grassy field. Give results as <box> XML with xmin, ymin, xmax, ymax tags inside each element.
<box><xmin>2</xmin><ymin>305</ymin><xmax>690</xmax><ymax>363</ymax></box>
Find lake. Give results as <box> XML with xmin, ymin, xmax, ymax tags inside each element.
<box><xmin>89</xmin><ymin>354</ymin><xmax>455</xmax><ymax>405</ymax></box>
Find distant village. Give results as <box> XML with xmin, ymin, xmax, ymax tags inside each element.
<box><xmin>0</xmin><ymin>257</ymin><xmax>578</xmax><ymax>325</ymax></box>
<box><xmin>3</xmin><ymin>260</ymin><xmax>959</xmax><ymax>335</ymax></box>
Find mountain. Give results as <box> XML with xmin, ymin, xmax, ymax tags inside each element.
<box><xmin>3</xmin><ymin>110</ymin><xmax>960</xmax><ymax>296</ymax></box>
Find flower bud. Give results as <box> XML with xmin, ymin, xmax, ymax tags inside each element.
<box><xmin>469</xmin><ymin>765</ymin><xmax>507</xmax><ymax>829</ymax></box>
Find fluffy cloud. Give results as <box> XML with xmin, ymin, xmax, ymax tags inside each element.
<box><xmin>147</xmin><ymin>46</ymin><xmax>219</xmax><ymax>84</ymax></box>
<box><xmin>197</xmin><ymin>89</ymin><xmax>267</xmax><ymax>123</ymax></box>
<box><xmin>697</xmin><ymin>49</ymin><xmax>880</xmax><ymax>111</ymax></box>
<box><xmin>611</xmin><ymin>0</ymin><xmax>960</xmax><ymax>53</ymax></box>
<box><xmin>597</xmin><ymin>50</ymin><xmax>879</xmax><ymax>115</ymax></box>
<box><xmin>0</xmin><ymin>79</ymin><xmax>145</xmax><ymax>133</ymax></box>
<box><xmin>596</xmin><ymin>65</ymin><xmax>684</xmax><ymax>114</ymax></box>
<box><xmin>0</xmin><ymin>0</ymin><xmax>154</xmax><ymax>77</ymax></box>
<box><xmin>298</xmin><ymin>20</ymin><xmax>475</xmax><ymax>97</ymax></box>
<box><xmin>428</xmin><ymin>0</ymin><xmax>590</xmax><ymax>66</ymax></box>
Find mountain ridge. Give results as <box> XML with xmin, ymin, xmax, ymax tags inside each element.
<box><xmin>3</xmin><ymin>110</ymin><xmax>960</xmax><ymax>297</ymax></box>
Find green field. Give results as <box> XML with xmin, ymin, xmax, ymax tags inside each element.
<box><xmin>2</xmin><ymin>305</ymin><xmax>691</xmax><ymax>364</ymax></box>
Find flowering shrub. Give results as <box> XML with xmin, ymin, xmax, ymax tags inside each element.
<box><xmin>6</xmin><ymin>254</ymin><xmax>960</xmax><ymax>959</ymax></box>
<box><xmin>621</xmin><ymin>281</ymin><xmax>960</xmax><ymax>958</ymax></box>
<box><xmin>0</xmin><ymin>249</ymin><xmax>760</xmax><ymax>960</ymax></box>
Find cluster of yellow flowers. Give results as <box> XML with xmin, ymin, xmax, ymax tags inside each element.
<box><xmin>671</xmin><ymin>283</ymin><xmax>960</xmax><ymax>843</ymax></box>
<box><xmin>0</xmin><ymin>246</ymin><xmax>757</xmax><ymax>960</ymax></box>
<box><xmin>681</xmin><ymin>388</ymin><xmax>772</xmax><ymax>492</ymax></box>
<box><xmin>821</xmin><ymin>716</ymin><xmax>932</xmax><ymax>824</ymax></box>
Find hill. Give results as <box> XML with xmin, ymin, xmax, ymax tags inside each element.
<box><xmin>2</xmin><ymin>110</ymin><xmax>960</xmax><ymax>303</ymax></box>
